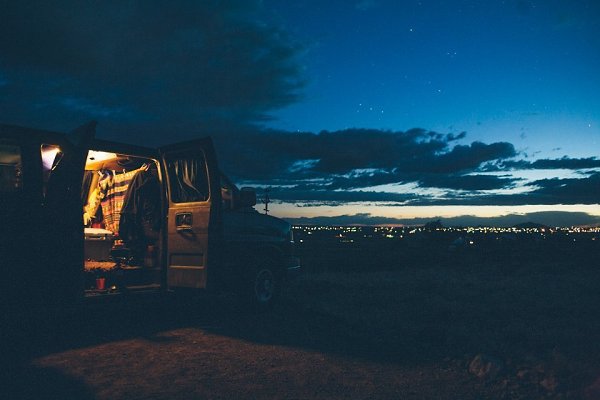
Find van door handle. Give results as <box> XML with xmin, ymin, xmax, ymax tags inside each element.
<box><xmin>175</xmin><ymin>212</ymin><xmax>193</xmax><ymax>227</ymax></box>
<box><xmin>176</xmin><ymin>226</ymin><xmax>194</xmax><ymax>233</ymax></box>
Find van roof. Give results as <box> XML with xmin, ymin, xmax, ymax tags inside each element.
<box><xmin>0</xmin><ymin>123</ymin><xmax>66</xmax><ymax>143</ymax></box>
<box><xmin>1</xmin><ymin>122</ymin><xmax>158</xmax><ymax>157</ymax></box>
<box><xmin>90</xmin><ymin>138</ymin><xmax>157</xmax><ymax>158</ymax></box>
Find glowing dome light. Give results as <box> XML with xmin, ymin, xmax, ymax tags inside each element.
<box><xmin>87</xmin><ymin>150</ymin><xmax>117</xmax><ymax>163</ymax></box>
<box><xmin>41</xmin><ymin>145</ymin><xmax>61</xmax><ymax>170</ymax></box>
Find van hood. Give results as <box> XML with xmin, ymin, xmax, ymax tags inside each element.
<box><xmin>223</xmin><ymin>210</ymin><xmax>291</xmax><ymax>239</ymax></box>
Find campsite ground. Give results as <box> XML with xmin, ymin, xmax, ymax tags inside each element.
<box><xmin>2</xmin><ymin>235</ymin><xmax>600</xmax><ymax>399</ymax></box>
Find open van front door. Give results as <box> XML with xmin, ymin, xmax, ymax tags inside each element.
<box><xmin>160</xmin><ymin>139</ymin><xmax>221</xmax><ymax>289</ymax></box>
<box><xmin>0</xmin><ymin>122</ymin><xmax>95</xmax><ymax>306</ymax></box>
<box><xmin>42</xmin><ymin>122</ymin><xmax>96</xmax><ymax>302</ymax></box>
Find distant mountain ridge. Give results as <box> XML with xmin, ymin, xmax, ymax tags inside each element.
<box><xmin>512</xmin><ymin>222</ymin><xmax>550</xmax><ymax>229</ymax></box>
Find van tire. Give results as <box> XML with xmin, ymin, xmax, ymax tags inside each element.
<box><xmin>248</xmin><ymin>258</ymin><xmax>281</xmax><ymax>311</ymax></box>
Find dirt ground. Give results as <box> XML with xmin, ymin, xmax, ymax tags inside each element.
<box><xmin>2</xmin><ymin>251</ymin><xmax>600</xmax><ymax>399</ymax></box>
<box><xmin>1</xmin><ymin>296</ymin><xmax>488</xmax><ymax>400</ymax></box>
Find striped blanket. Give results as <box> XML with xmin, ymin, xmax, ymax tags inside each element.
<box><xmin>99</xmin><ymin>168</ymin><xmax>141</xmax><ymax>234</ymax></box>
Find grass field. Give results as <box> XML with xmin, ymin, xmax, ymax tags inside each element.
<box><xmin>288</xmin><ymin>237</ymin><xmax>600</xmax><ymax>398</ymax></box>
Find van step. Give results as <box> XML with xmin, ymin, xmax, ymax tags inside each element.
<box><xmin>125</xmin><ymin>283</ymin><xmax>161</xmax><ymax>292</ymax></box>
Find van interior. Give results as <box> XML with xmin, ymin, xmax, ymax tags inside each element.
<box><xmin>58</xmin><ymin>146</ymin><xmax>164</xmax><ymax>296</ymax></box>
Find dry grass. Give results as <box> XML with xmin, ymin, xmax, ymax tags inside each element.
<box><xmin>285</xmin><ymin>244</ymin><xmax>600</xmax><ymax>397</ymax></box>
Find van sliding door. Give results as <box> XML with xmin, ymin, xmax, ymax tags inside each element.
<box><xmin>160</xmin><ymin>139</ymin><xmax>220</xmax><ymax>289</ymax></box>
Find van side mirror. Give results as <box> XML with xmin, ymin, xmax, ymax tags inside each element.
<box><xmin>239</xmin><ymin>187</ymin><xmax>257</xmax><ymax>208</ymax></box>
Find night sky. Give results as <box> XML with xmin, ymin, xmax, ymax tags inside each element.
<box><xmin>1</xmin><ymin>1</ymin><xmax>599</xmax><ymax>226</ymax></box>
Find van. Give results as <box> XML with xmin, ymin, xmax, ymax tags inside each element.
<box><xmin>0</xmin><ymin>122</ymin><xmax>300</xmax><ymax>310</ymax></box>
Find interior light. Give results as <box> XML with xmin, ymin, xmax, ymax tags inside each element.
<box><xmin>87</xmin><ymin>150</ymin><xmax>117</xmax><ymax>163</ymax></box>
<box><xmin>41</xmin><ymin>145</ymin><xmax>61</xmax><ymax>170</ymax></box>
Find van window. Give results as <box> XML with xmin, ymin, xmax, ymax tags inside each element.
<box><xmin>0</xmin><ymin>140</ymin><xmax>23</xmax><ymax>192</ymax></box>
<box><xmin>165</xmin><ymin>150</ymin><xmax>210</xmax><ymax>203</ymax></box>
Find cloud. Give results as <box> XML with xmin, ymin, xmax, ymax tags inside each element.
<box><xmin>417</xmin><ymin>174</ymin><xmax>518</xmax><ymax>191</ymax></box>
<box><xmin>258</xmin><ymin>169</ymin><xmax>600</xmax><ymax>207</ymax></box>
<box><xmin>214</xmin><ymin>127</ymin><xmax>516</xmax><ymax>180</ymax></box>
<box><xmin>0</xmin><ymin>1</ymin><xmax>305</xmax><ymax>134</ymax></box>
<box><xmin>288</xmin><ymin>170</ymin><xmax>518</xmax><ymax>192</ymax></box>
<box><xmin>310</xmin><ymin>132</ymin><xmax>515</xmax><ymax>175</ymax></box>
<box><xmin>526</xmin><ymin>172</ymin><xmax>600</xmax><ymax>204</ymax></box>
<box><xmin>497</xmin><ymin>157</ymin><xmax>600</xmax><ymax>170</ymax></box>
<box><xmin>426</xmin><ymin>141</ymin><xmax>516</xmax><ymax>173</ymax></box>
<box><xmin>415</xmin><ymin>172</ymin><xmax>600</xmax><ymax>206</ymax></box>
<box><xmin>210</xmin><ymin>127</ymin><xmax>527</xmax><ymax>204</ymax></box>
<box><xmin>208</xmin><ymin>127</ymin><xmax>600</xmax><ymax>206</ymax></box>
<box><xmin>270</xmin><ymin>189</ymin><xmax>418</xmax><ymax>204</ymax></box>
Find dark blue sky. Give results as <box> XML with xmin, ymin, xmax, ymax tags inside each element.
<box><xmin>266</xmin><ymin>0</ymin><xmax>600</xmax><ymax>159</ymax></box>
<box><xmin>0</xmin><ymin>0</ymin><xmax>599</xmax><ymax>225</ymax></box>
<box><xmin>259</xmin><ymin>0</ymin><xmax>600</xmax><ymax>225</ymax></box>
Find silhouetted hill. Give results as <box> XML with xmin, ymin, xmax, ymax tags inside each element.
<box><xmin>513</xmin><ymin>222</ymin><xmax>550</xmax><ymax>229</ymax></box>
<box><xmin>423</xmin><ymin>219</ymin><xmax>443</xmax><ymax>231</ymax></box>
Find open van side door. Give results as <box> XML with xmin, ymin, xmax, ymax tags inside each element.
<box><xmin>159</xmin><ymin>138</ymin><xmax>221</xmax><ymax>289</ymax></box>
<box><xmin>43</xmin><ymin>122</ymin><xmax>96</xmax><ymax>302</ymax></box>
